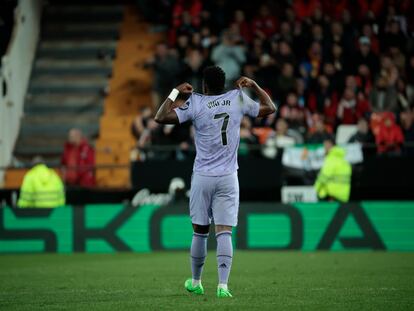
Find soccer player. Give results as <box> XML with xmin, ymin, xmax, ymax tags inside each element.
<box><xmin>155</xmin><ymin>66</ymin><xmax>276</xmax><ymax>298</ymax></box>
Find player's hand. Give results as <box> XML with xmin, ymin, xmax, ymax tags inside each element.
<box><xmin>176</xmin><ymin>83</ymin><xmax>193</xmax><ymax>95</ymax></box>
<box><xmin>236</xmin><ymin>77</ymin><xmax>257</xmax><ymax>89</ymax></box>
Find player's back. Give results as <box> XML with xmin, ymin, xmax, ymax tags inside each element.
<box><xmin>174</xmin><ymin>89</ymin><xmax>259</xmax><ymax>176</ymax></box>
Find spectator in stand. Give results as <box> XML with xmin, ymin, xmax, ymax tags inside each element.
<box><xmin>138</xmin><ymin>118</ymin><xmax>173</xmax><ymax>160</ymax></box>
<box><xmin>389</xmin><ymin>46</ymin><xmax>406</xmax><ymax>73</ymax></box>
<box><xmin>211</xmin><ymin>30</ymin><xmax>245</xmax><ymax>87</ymax></box>
<box><xmin>353</xmin><ymin>36</ymin><xmax>379</xmax><ymax>76</ymax></box>
<box><xmin>293</xmin><ymin>0</ymin><xmax>319</xmax><ymax>20</ymax></box>
<box><xmin>280</xmin><ymin>92</ymin><xmax>306</xmax><ymax>132</ymax></box>
<box><xmin>369</xmin><ymin>76</ymin><xmax>398</xmax><ymax>112</ymax></box>
<box><xmin>262</xmin><ymin>118</ymin><xmax>300</xmax><ymax>159</ymax></box>
<box><xmin>396</xmin><ymin>78</ymin><xmax>414</xmax><ymax>112</ymax></box>
<box><xmin>322</xmin><ymin>0</ymin><xmax>349</xmax><ymax>21</ymax></box>
<box><xmin>375</xmin><ymin>113</ymin><xmax>404</xmax><ymax>155</ymax></box>
<box><xmin>251</xmin><ymin>4</ymin><xmax>278</xmax><ymax>39</ymax></box>
<box><xmin>348</xmin><ymin>118</ymin><xmax>375</xmax><ymax>145</ymax></box>
<box><xmin>181</xmin><ymin>48</ymin><xmax>207</xmax><ymax>92</ymax></box>
<box><xmin>357</xmin><ymin>0</ymin><xmax>384</xmax><ymax>20</ymax></box>
<box><xmin>360</xmin><ymin>22</ymin><xmax>379</xmax><ymax>54</ymax></box>
<box><xmin>337</xmin><ymin>87</ymin><xmax>371</xmax><ymax>125</ymax></box>
<box><xmin>329</xmin><ymin>43</ymin><xmax>348</xmax><ymax>76</ymax></box>
<box><xmin>383</xmin><ymin>18</ymin><xmax>406</xmax><ymax>53</ymax></box>
<box><xmin>274</xmin><ymin>40</ymin><xmax>296</xmax><ymax>67</ymax></box>
<box><xmin>239</xmin><ymin>117</ymin><xmax>259</xmax><ymax>157</ymax></box>
<box><xmin>131</xmin><ymin>106</ymin><xmax>153</xmax><ymax>142</ymax></box>
<box><xmin>400</xmin><ymin>110</ymin><xmax>414</xmax><ymax>155</ymax></box>
<box><xmin>144</xmin><ymin>42</ymin><xmax>182</xmax><ymax>109</ymax></box>
<box><xmin>308</xmin><ymin>75</ymin><xmax>339</xmax><ymax>129</ymax></box>
<box><xmin>406</xmin><ymin>55</ymin><xmax>414</xmax><ymax>88</ymax></box>
<box><xmin>255</xmin><ymin>54</ymin><xmax>279</xmax><ymax>99</ymax></box>
<box><xmin>307</xmin><ymin>116</ymin><xmax>332</xmax><ymax>144</ymax></box>
<box><xmin>231</xmin><ymin>10</ymin><xmax>251</xmax><ymax>44</ymax></box>
<box><xmin>301</xmin><ymin>41</ymin><xmax>323</xmax><ymax>81</ymax></box>
<box><xmin>355</xmin><ymin>64</ymin><xmax>373</xmax><ymax>98</ymax></box>
<box><xmin>61</xmin><ymin>129</ymin><xmax>95</xmax><ymax>187</ymax></box>
<box><xmin>276</xmin><ymin>62</ymin><xmax>296</xmax><ymax>101</ymax></box>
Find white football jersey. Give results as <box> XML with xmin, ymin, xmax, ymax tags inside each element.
<box><xmin>174</xmin><ymin>89</ymin><xmax>259</xmax><ymax>176</ymax></box>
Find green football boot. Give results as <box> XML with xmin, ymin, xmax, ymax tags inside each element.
<box><xmin>217</xmin><ymin>286</ymin><xmax>233</xmax><ymax>298</ymax></box>
<box><xmin>184</xmin><ymin>278</ymin><xmax>204</xmax><ymax>295</ymax></box>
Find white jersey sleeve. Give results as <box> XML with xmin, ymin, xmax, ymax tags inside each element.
<box><xmin>173</xmin><ymin>95</ymin><xmax>195</xmax><ymax>124</ymax></box>
<box><xmin>240</xmin><ymin>90</ymin><xmax>260</xmax><ymax>117</ymax></box>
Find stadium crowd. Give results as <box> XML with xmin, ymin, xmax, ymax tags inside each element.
<box><xmin>134</xmin><ymin>0</ymin><xmax>414</xmax><ymax>160</ymax></box>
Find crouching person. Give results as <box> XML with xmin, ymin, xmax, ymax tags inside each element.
<box><xmin>18</xmin><ymin>157</ymin><xmax>65</xmax><ymax>208</ymax></box>
<box><xmin>314</xmin><ymin>137</ymin><xmax>352</xmax><ymax>202</ymax></box>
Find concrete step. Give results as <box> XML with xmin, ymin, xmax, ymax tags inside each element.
<box><xmin>19</xmin><ymin>122</ymin><xmax>99</xmax><ymax>138</ymax></box>
<box><xmin>45</xmin><ymin>5</ymin><xmax>124</xmax><ymax>15</ymax></box>
<box><xmin>22</xmin><ymin>113</ymin><xmax>100</xmax><ymax>125</ymax></box>
<box><xmin>33</xmin><ymin>58</ymin><xmax>113</xmax><ymax>75</ymax></box>
<box><xmin>44</xmin><ymin>5</ymin><xmax>124</xmax><ymax>23</ymax></box>
<box><xmin>29</xmin><ymin>74</ymin><xmax>108</xmax><ymax>94</ymax></box>
<box><xmin>25</xmin><ymin>92</ymin><xmax>103</xmax><ymax>114</ymax></box>
<box><xmin>42</xmin><ymin>24</ymin><xmax>120</xmax><ymax>40</ymax></box>
<box><xmin>37</xmin><ymin>40</ymin><xmax>117</xmax><ymax>58</ymax></box>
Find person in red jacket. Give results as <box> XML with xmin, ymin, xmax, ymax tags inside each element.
<box><xmin>61</xmin><ymin>128</ymin><xmax>96</xmax><ymax>187</ymax></box>
<box><xmin>251</xmin><ymin>4</ymin><xmax>278</xmax><ymax>39</ymax></box>
<box><xmin>375</xmin><ymin>112</ymin><xmax>404</xmax><ymax>155</ymax></box>
<box><xmin>337</xmin><ymin>87</ymin><xmax>371</xmax><ymax>125</ymax></box>
<box><xmin>293</xmin><ymin>0</ymin><xmax>320</xmax><ymax>20</ymax></box>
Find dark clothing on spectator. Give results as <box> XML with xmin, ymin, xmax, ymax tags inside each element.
<box><xmin>354</xmin><ymin>51</ymin><xmax>380</xmax><ymax>76</ymax></box>
<box><xmin>369</xmin><ymin>87</ymin><xmax>398</xmax><ymax>112</ymax></box>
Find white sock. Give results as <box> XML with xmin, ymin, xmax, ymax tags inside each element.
<box><xmin>192</xmin><ymin>279</ymin><xmax>201</xmax><ymax>287</ymax></box>
<box><xmin>218</xmin><ymin>283</ymin><xmax>228</xmax><ymax>290</ymax></box>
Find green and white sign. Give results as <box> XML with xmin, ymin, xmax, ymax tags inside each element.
<box><xmin>0</xmin><ymin>202</ymin><xmax>413</xmax><ymax>253</ymax></box>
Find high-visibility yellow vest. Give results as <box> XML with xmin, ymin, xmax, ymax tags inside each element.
<box><xmin>17</xmin><ymin>164</ymin><xmax>65</xmax><ymax>208</ymax></box>
<box><xmin>314</xmin><ymin>146</ymin><xmax>352</xmax><ymax>202</ymax></box>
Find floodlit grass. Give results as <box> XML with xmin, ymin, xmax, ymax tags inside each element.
<box><xmin>0</xmin><ymin>252</ymin><xmax>413</xmax><ymax>310</ymax></box>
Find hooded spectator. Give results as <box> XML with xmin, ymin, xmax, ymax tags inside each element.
<box><xmin>375</xmin><ymin>113</ymin><xmax>404</xmax><ymax>155</ymax></box>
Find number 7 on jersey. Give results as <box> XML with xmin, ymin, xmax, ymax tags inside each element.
<box><xmin>214</xmin><ymin>113</ymin><xmax>230</xmax><ymax>146</ymax></box>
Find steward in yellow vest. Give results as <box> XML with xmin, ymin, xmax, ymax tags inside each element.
<box><xmin>314</xmin><ymin>139</ymin><xmax>352</xmax><ymax>202</ymax></box>
<box><xmin>18</xmin><ymin>162</ymin><xmax>65</xmax><ymax>208</ymax></box>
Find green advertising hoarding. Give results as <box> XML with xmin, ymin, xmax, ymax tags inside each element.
<box><xmin>0</xmin><ymin>202</ymin><xmax>413</xmax><ymax>253</ymax></box>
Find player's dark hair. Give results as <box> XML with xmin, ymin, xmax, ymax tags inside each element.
<box><xmin>202</xmin><ymin>66</ymin><xmax>226</xmax><ymax>95</ymax></box>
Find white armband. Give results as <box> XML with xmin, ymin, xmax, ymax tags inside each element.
<box><xmin>168</xmin><ymin>88</ymin><xmax>179</xmax><ymax>101</ymax></box>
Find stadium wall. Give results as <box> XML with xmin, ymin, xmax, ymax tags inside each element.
<box><xmin>1</xmin><ymin>202</ymin><xmax>413</xmax><ymax>253</ymax></box>
<box><xmin>0</xmin><ymin>0</ymin><xmax>42</xmax><ymax>186</ymax></box>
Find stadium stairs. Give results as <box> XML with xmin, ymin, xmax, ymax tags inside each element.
<box><xmin>95</xmin><ymin>6</ymin><xmax>163</xmax><ymax>188</ymax></box>
<box><xmin>5</xmin><ymin>4</ymin><xmax>163</xmax><ymax>189</ymax></box>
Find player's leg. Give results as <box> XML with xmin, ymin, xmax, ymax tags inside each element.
<box><xmin>212</xmin><ymin>173</ymin><xmax>239</xmax><ymax>298</ymax></box>
<box><xmin>185</xmin><ymin>174</ymin><xmax>214</xmax><ymax>295</ymax></box>
<box><xmin>215</xmin><ymin>225</ymin><xmax>233</xmax><ymax>298</ymax></box>
<box><xmin>190</xmin><ymin>223</ymin><xmax>209</xmax><ymax>287</ymax></box>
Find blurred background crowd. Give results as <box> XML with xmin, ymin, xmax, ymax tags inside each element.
<box><xmin>132</xmin><ymin>0</ymin><xmax>414</xmax><ymax>161</ymax></box>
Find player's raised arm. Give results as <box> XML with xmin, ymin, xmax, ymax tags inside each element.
<box><xmin>236</xmin><ymin>77</ymin><xmax>277</xmax><ymax>117</ymax></box>
<box><xmin>154</xmin><ymin>83</ymin><xmax>193</xmax><ymax>124</ymax></box>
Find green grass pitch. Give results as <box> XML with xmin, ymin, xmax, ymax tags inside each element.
<box><xmin>0</xmin><ymin>252</ymin><xmax>413</xmax><ymax>310</ymax></box>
